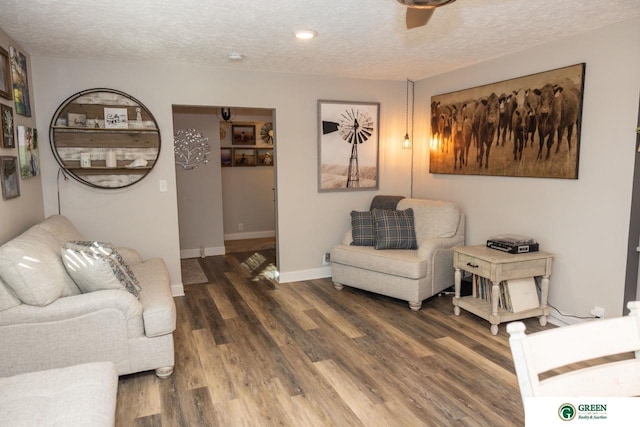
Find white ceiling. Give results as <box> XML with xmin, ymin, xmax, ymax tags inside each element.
<box><xmin>1</xmin><ymin>0</ymin><xmax>638</xmax><ymax>81</ymax></box>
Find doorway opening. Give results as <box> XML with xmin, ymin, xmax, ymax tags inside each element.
<box><xmin>172</xmin><ymin>105</ymin><xmax>278</xmax><ymax>283</ymax></box>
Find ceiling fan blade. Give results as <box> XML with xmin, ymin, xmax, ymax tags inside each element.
<box><xmin>406</xmin><ymin>8</ymin><xmax>435</xmax><ymax>29</ymax></box>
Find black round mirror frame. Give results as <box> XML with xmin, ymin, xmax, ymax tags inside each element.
<box><xmin>49</xmin><ymin>88</ymin><xmax>161</xmax><ymax>190</ymax></box>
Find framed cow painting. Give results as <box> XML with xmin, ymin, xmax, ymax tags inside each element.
<box><xmin>429</xmin><ymin>63</ymin><xmax>585</xmax><ymax>179</ymax></box>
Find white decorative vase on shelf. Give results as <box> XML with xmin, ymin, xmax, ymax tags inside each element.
<box><xmin>106</xmin><ymin>150</ymin><xmax>117</xmax><ymax>168</ymax></box>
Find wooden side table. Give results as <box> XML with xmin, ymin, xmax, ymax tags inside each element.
<box><xmin>452</xmin><ymin>245</ymin><xmax>553</xmax><ymax>335</ymax></box>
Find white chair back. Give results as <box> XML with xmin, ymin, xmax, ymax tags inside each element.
<box><xmin>507</xmin><ymin>301</ymin><xmax>640</xmax><ymax>400</ymax></box>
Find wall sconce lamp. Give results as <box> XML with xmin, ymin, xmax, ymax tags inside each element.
<box><xmin>218</xmin><ymin>107</ymin><xmax>235</xmax><ymax>122</ymax></box>
<box><xmin>402</xmin><ymin>79</ymin><xmax>415</xmax><ymax>150</ymax></box>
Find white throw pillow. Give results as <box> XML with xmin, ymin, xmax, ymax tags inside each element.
<box><xmin>61</xmin><ymin>241</ymin><xmax>141</xmax><ymax>297</ymax></box>
<box><xmin>0</xmin><ymin>228</ymin><xmax>74</xmax><ymax>306</ymax></box>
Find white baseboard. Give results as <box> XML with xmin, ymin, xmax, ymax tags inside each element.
<box><xmin>278</xmin><ymin>266</ymin><xmax>332</xmax><ymax>283</ymax></box>
<box><xmin>180</xmin><ymin>246</ymin><xmax>225</xmax><ymax>259</ymax></box>
<box><xmin>224</xmin><ymin>230</ymin><xmax>275</xmax><ymax>241</ymax></box>
<box><xmin>171</xmin><ymin>283</ymin><xmax>185</xmax><ymax>297</ymax></box>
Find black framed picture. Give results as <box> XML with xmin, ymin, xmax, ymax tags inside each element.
<box><xmin>233</xmin><ymin>148</ymin><xmax>256</xmax><ymax>166</ymax></box>
<box><xmin>232</xmin><ymin>124</ymin><xmax>256</xmax><ymax>145</ymax></box>
<box><xmin>1</xmin><ymin>104</ymin><xmax>14</xmax><ymax>148</ymax></box>
<box><xmin>0</xmin><ymin>46</ymin><xmax>12</xmax><ymax>100</ymax></box>
<box><xmin>220</xmin><ymin>147</ymin><xmax>232</xmax><ymax>167</ymax></box>
<box><xmin>257</xmin><ymin>148</ymin><xmax>273</xmax><ymax>166</ymax></box>
<box><xmin>0</xmin><ymin>156</ymin><xmax>20</xmax><ymax>200</ymax></box>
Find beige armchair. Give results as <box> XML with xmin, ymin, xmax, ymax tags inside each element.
<box><xmin>331</xmin><ymin>198</ymin><xmax>465</xmax><ymax>310</ymax></box>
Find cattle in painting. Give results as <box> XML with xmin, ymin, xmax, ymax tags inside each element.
<box><xmin>431</xmin><ymin>101</ymin><xmax>441</xmax><ymax>145</ymax></box>
<box><xmin>523</xmin><ymin>89</ymin><xmax>540</xmax><ymax>149</ymax></box>
<box><xmin>477</xmin><ymin>92</ymin><xmax>500</xmax><ymax>168</ymax></box>
<box><xmin>450</xmin><ymin>103</ymin><xmax>466</xmax><ymax>168</ymax></box>
<box><xmin>511</xmin><ymin>106</ymin><xmax>526</xmax><ymax>160</ymax></box>
<box><xmin>437</xmin><ymin>105</ymin><xmax>453</xmax><ymax>153</ymax></box>
<box><xmin>461</xmin><ymin>102</ymin><xmax>476</xmax><ymax>167</ymax></box>
<box><xmin>535</xmin><ymin>83</ymin><xmax>570</xmax><ymax>160</ymax></box>
<box><xmin>555</xmin><ymin>81</ymin><xmax>581</xmax><ymax>155</ymax></box>
<box><xmin>497</xmin><ymin>90</ymin><xmax>518</xmax><ymax>147</ymax></box>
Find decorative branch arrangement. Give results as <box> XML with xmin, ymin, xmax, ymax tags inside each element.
<box><xmin>174</xmin><ymin>128</ymin><xmax>210</xmax><ymax>170</ymax></box>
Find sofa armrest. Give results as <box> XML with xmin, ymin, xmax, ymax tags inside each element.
<box><xmin>417</xmin><ymin>234</ymin><xmax>465</xmax><ymax>260</ymax></box>
<box><xmin>0</xmin><ymin>290</ymin><xmax>143</xmax><ymax>337</ymax></box>
<box><xmin>130</xmin><ymin>258</ymin><xmax>176</xmax><ymax>338</ymax></box>
<box><xmin>115</xmin><ymin>246</ymin><xmax>143</xmax><ymax>266</ymax></box>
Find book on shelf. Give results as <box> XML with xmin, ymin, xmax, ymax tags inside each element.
<box><xmin>471</xmin><ymin>275</ymin><xmax>540</xmax><ymax>313</ymax></box>
<box><xmin>506</xmin><ymin>278</ymin><xmax>540</xmax><ymax>313</ymax></box>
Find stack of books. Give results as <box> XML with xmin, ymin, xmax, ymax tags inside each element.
<box><xmin>486</xmin><ymin>234</ymin><xmax>539</xmax><ymax>254</ymax></box>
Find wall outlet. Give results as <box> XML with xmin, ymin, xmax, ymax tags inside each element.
<box><xmin>238</xmin><ymin>223</ymin><xmax>244</xmax><ymax>231</ymax></box>
<box><xmin>590</xmin><ymin>306</ymin><xmax>605</xmax><ymax>318</ymax></box>
<box><xmin>323</xmin><ymin>252</ymin><xmax>331</xmax><ymax>265</ymax></box>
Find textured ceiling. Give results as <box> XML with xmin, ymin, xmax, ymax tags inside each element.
<box><xmin>0</xmin><ymin>0</ymin><xmax>638</xmax><ymax>81</ymax></box>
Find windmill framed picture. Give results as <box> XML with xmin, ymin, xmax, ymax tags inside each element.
<box><xmin>318</xmin><ymin>100</ymin><xmax>379</xmax><ymax>192</ymax></box>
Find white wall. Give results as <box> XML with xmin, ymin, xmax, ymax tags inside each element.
<box><xmin>31</xmin><ymin>58</ymin><xmax>408</xmax><ymax>292</ymax></box>
<box><xmin>413</xmin><ymin>18</ymin><xmax>640</xmax><ymax>320</ymax></box>
<box><xmin>0</xmin><ymin>28</ymin><xmax>44</xmax><ymax>243</ymax></box>
<box><xmin>173</xmin><ymin>106</ymin><xmax>225</xmax><ymax>259</ymax></box>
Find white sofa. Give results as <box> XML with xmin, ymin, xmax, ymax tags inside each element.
<box><xmin>0</xmin><ymin>362</ymin><xmax>118</xmax><ymax>427</ymax></box>
<box><xmin>331</xmin><ymin>198</ymin><xmax>465</xmax><ymax>310</ymax></box>
<box><xmin>0</xmin><ymin>215</ymin><xmax>176</xmax><ymax>378</ymax></box>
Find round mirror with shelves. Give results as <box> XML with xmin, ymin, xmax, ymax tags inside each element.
<box><xmin>49</xmin><ymin>88</ymin><xmax>161</xmax><ymax>189</ymax></box>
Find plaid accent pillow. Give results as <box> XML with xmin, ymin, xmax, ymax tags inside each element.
<box><xmin>350</xmin><ymin>210</ymin><xmax>376</xmax><ymax>246</ymax></box>
<box><xmin>372</xmin><ymin>208</ymin><xmax>418</xmax><ymax>250</ymax></box>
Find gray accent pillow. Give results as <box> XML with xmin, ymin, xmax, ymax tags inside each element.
<box><xmin>372</xmin><ymin>208</ymin><xmax>418</xmax><ymax>250</ymax></box>
<box><xmin>350</xmin><ymin>210</ymin><xmax>376</xmax><ymax>246</ymax></box>
<box><xmin>61</xmin><ymin>241</ymin><xmax>141</xmax><ymax>297</ymax></box>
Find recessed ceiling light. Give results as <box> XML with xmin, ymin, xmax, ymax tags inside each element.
<box><xmin>228</xmin><ymin>52</ymin><xmax>243</xmax><ymax>60</ymax></box>
<box><xmin>294</xmin><ymin>29</ymin><xmax>318</xmax><ymax>40</ymax></box>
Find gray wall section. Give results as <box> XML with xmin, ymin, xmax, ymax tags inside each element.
<box><xmin>220</xmin><ymin>111</ymin><xmax>275</xmax><ymax>239</ymax></box>
<box><xmin>0</xmin><ymin>27</ymin><xmax>44</xmax><ymax>243</ymax></box>
<box><xmin>173</xmin><ymin>106</ymin><xmax>225</xmax><ymax>257</ymax></box>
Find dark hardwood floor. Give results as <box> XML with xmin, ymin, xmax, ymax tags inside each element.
<box><xmin>116</xmin><ymin>248</ymin><xmax>551</xmax><ymax>426</ymax></box>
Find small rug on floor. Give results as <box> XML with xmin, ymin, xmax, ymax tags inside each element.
<box><xmin>181</xmin><ymin>258</ymin><xmax>208</xmax><ymax>285</ymax></box>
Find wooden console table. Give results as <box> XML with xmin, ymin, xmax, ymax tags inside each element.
<box><xmin>452</xmin><ymin>245</ymin><xmax>553</xmax><ymax>335</ymax></box>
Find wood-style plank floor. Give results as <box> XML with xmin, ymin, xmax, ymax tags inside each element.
<box><xmin>116</xmin><ymin>248</ymin><xmax>550</xmax><ymax>426</ymax></box>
